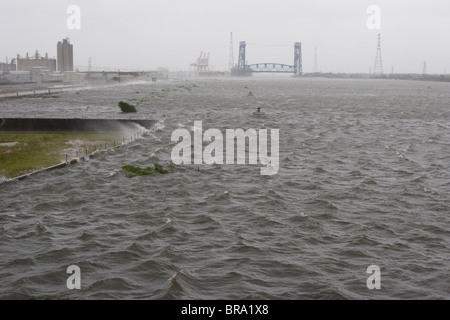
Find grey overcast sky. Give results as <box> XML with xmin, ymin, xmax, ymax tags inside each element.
<box><xmin>1</xmin><ymin>0</ymin><xmax>449</xmax><ymax>74</ymax></box>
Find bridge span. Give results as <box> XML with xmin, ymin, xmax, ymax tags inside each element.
<box><xmin>231</xmin><ymin>41</ymin><xmax>302</xmax><ymax>76</ymax></box>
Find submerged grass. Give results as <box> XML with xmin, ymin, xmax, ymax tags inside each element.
<box><xmin>0</xmin><ymin>132</ymin><xmax>119</xmax><ymax>179</ymax></box>
<box><xmin>118</xmin><ymin>101</ymin><xmax>137</xmax><ymax>113</ymax></box>
<box><xmin>122</xmin><ymin>163</ymin><xmax>171</xmax><ymax>178</ymax></box>
<box><xmin>154</xmin><ymin>163</ymin><xmax>169</xmax><ymax>174</ymax></box>
<box><xmin>122</xmin><ymin>165</ymin><xmax>154</xmax><ymax>178</ymax></box>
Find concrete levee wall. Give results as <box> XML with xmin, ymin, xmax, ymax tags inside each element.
<box><xmin>0</xmin><ymin>118</ymin><xmax>157</xmax><ymax>132</ymax></box>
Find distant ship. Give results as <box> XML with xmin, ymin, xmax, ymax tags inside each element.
<box><xmin>198</xmin><ymin>71</ymin><xmax>226</xmax><ymax>77</ymax></box>
<box><xmin>231</xmin><ymin>67</ymin><xmax>253</xmax><ymax>77</ymax></box>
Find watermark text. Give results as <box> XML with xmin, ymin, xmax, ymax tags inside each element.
<box><xmin>367</xmin><ymin>5</ymin><xmax>381</xmax><ymax>30</ymax></box>
<box><xmin>366</xmin><ymin>265</ymin><xmax>381</xmax><ymax>289</ymax></box>
<box><xmin>171</xmin><ymin>121</ymin><xmax>279</xmax><ymax>175</ymax></box>
<box><xmin>66</xmin><ymin>265</ymin><xmax>81</xmax><ymax>290</ymax></box>
<box><xmin>66</xmin><ymin>5</ymin><xmax>81</xmax><ymax>30</ymax></box>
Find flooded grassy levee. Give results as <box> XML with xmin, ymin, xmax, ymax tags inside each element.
<box><xmin>0</xmin><ymin>132</ymin><xmax>121</xmax><ymax>179</ymax></box>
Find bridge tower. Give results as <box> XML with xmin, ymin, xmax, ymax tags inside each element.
<box><xmin>294</xmin><ymin>42</ymin><xmax>303</xmax><ymax>76</ymax></box>
<box><xmin>237</xmin><ymin>41</ymin><xmax>246</xmax><ymax>72</ymax></box>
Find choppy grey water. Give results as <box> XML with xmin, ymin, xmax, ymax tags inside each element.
<box><xmin>0</xmin><ymin>77</ymin><xmax>449</xmax><ymax>300</ymax></box>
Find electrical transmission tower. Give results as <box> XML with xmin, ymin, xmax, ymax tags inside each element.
<box><xmin>423</xmin><ymin>61</ymin><xmax>427</xmax><ymax>75</ymax></box>
<box><xmin>229</xmin><ymin>32</ymin><xmax>234</xmax><ymax>72</ymax></box>
<box><xmin>373</xmin><ymin>34</ymin><xmax>384</xmax><ymax>76</ymax></box>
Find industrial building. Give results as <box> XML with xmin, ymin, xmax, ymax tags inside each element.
<box><xmin>16</xmin><ymin>51</ymin><xmax>56</xmax><ymax>72</ymax></box>
<box><xmin>0</xmin><ymin>38</ymin><xmax>74</xmax><ymax>85</ymax></box>
<box><xmin>1</xmin><ymin>37</ymin><xmax>168</xmax><ymax>86</ymax></box>
<box><xmin>57</xmin><ymin>38</ymin><xmax>73</xmax><ymax>72</ymax></box>
<box><xmin>0</xmin><ymin>60</ymin><xmax>16</xmax><ymax>72</ymax></box>
<box><xmin>12</xmin><ymin>38</ymin><xmax>73</xmax><ymax>73</ymax></box>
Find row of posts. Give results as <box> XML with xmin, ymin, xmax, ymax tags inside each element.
<box><xmin>64</xmin><ymin>129</ymin><xmax>145</xmax><ymax>163</ymax></box>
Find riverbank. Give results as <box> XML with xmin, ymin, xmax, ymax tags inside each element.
<box><xmin>304</xmin><ymin>72</ymin><xmax>450</xmax><ymax>82</ymax></box>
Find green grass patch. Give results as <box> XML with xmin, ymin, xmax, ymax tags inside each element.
<box><xmin>122</xmin><ymin>165</ymin><xmax>153</xmax><ymax>178</ymax></box>
<box><xmin>0</xmin><ymin>132</ymin><xmax>119</xmax><ymax>179</ymax></box>
<box><xmin>118</xmin><ymin>101</ymin><xmax>137</xmax><ymax>113</ymax></box>
<box><xmin>154</xmin><ymin>163</ymin><xmax>169</xmax><ymax>174</ymax></box>
<box><xmin>122</xmin><ymin>163</ymin><xmax>172</xmax><ymax>178</ymax></box>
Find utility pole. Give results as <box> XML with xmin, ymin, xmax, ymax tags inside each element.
<box><xmin>228</xmin><ymin>32</ymin><xmax>234</xmax><ymax>72</ymax></box>
<box><xmin>313</xmin><ymin>46</ymin><xmax>318</xmax><ymax>73</ymax></box>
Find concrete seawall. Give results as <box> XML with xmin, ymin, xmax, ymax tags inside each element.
<box><xmin>0</xmin><ymin>118</ymin><xmax>157</xmax><ymax>132</ymax></box>
<box><xmin>0</xmin><ymin>84</ymin><xmax>84</xmax><ymax>100</ymax></box>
